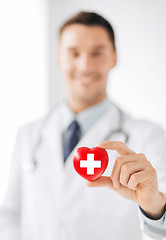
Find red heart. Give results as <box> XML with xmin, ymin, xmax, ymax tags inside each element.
<box><xmin>73</xmin><ymin>147</ymin><xmax>109</xmax><ymax>181</ymax></box>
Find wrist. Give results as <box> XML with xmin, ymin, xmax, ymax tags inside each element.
<box><xmin>140</xmin><ymin>192</ymin><xmax>166</xmax><ymax>220</ymax></box>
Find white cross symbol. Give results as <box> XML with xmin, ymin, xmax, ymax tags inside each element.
<box><xmin>80</xmin><ymin>153</ymin><xmax>101</xmax><ymax>175</ymax></box>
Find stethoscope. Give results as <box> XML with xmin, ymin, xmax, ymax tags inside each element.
<box><xmin>103</xmin><ymin>108</ymin><xmax>129</xmax><ymax>143</ymax></box>
<box><xmin>22</xmin><ymin>106</ymin><xmax>129</xmax><ymax>172</ymax></box>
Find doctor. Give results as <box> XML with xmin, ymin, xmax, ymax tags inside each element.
<box><xmin>0</xmin><ymin>11</ymin><xmax>166</xmax><ymax>240</ymax></box>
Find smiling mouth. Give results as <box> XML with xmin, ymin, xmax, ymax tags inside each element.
<box><xmin>74</xmin><ymin>75</ymin><xmax>98</xmax><ymax>85</ymax></box>
<box><xmin>76</xmin><ymin>78</ymin><xmax>97</xmax><ymax>87</ymax></box>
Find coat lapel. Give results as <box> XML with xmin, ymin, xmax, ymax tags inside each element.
<box><xmin>64</xmin><ymin>102</ymin><xmax>124</xmax><ymax>171</ymax></box>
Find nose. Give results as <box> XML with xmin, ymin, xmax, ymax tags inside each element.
<box><xmin>77</xmin><ymin>54</ymin><xmax>93</xmax><ymax>72</ymax></box>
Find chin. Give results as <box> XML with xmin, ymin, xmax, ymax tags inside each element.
<box><xmin>76</xmin><ymin>93</ymin><xmax>103</xmax><ymax>105</ymax></box>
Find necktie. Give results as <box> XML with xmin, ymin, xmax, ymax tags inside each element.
<box><xmin>63</xmin><ymin>120</ymin><xmax>81</xmax><ymax>161</ymax></box>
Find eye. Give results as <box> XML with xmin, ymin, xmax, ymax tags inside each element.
<box><xmin>92</xmin><ymin>52</ymin><xmax>102</xmax><ymax>57</ymax></box>
<box><xmin>69</xmin><ymin>51</ymin><xmax>79</xmax><ymax>58</ymax></box>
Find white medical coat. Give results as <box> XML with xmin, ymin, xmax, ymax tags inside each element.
<box><xmin>0</xmin><ymin>102</ymin><xmax>166</xmax><ymax>240</ymax></box>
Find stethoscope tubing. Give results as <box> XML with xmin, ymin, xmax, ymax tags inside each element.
<box><xmin>23</xmin><ymin>105</ymin><xmax>129</xmax><ymax>171</ymax></box>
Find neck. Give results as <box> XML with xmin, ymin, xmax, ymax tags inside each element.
<box><xmin>67</xmin><ymin>95</ymin><xmax>107</xmax><ymax>114</ymax></box>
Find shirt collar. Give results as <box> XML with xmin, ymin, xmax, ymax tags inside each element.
<box><xmin>60</xmin><ymin>97</ymin><xmax>111</xmax><ymax>137</ymax></box>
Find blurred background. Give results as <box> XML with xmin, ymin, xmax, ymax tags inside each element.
<box><xmin>0</xmin><ymin>0</ymin><xmax>166</xmax><ymax>203</ymax></box>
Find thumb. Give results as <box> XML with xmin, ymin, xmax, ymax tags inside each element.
<box><xmin>86</xmin><ymin>176</ymin><xmax>115</xmax><ymax>190</ymax></box>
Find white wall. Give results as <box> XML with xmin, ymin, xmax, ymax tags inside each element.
<box><xmin>0</xmin><ymin>0</ymin><xmax>49</xmax><ymax>202</ymax></box>
<box><xmin>50</xmin><ymin>0</ymin><xmax>166</xmax><ymax>129</ymax></box>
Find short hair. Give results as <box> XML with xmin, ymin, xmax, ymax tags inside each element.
<box><xmin>58</xmin><ymin>11</ymin><xmax>116</xmax><ymax>50</ymax></box>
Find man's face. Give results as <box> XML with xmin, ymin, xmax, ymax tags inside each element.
<box><xmin>57</xmin><ymin>24</ymin><xmax>116</xmax><ymax>106</ymax></box>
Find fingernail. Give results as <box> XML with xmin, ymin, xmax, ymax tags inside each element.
<box><xmin>113</xmin><ymin>183</ymin><xmax>118</xmax><ymax>188</ymax></box>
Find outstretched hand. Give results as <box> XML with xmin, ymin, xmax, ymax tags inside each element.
<box><xmin>86</xmin><ymin>141</ymin><xmax>166</xmax><ymax>219</ymax></box>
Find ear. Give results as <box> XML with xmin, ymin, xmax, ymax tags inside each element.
<box><xmin>110</xmin><ymin>50</ymin><xmax>117</xmax><ymax>69</ymax></box>
<box><xmin>55</xmin><ymin>39</ymin><xmax>63</xmax><ymax>66</ymax></box>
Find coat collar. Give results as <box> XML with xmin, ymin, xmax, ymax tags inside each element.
<box><xmin>36</xmin><ymin>101</ymin><xmax>122</xmax><ymax>173</ymax></box>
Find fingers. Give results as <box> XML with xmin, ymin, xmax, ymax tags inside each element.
<box><xmin>87</xmin><ymin>142</ymin><xmax>158</xmax><ymax>207</ymax></box>
<box><xmin>128</xmin><ymin>167</ymin><xmax>157</xmax><ymax>190</ymax></box>
<box><xmin>119</xmin><ymin>161</ymin><xmax>144</xmax><ymax>188</ymax></box>
<box><xmin>98</xmin><ymin>141</ymin><xmax>135</xmax><ymax>155</ymax></box>
<box><xmin>111</xmin><ymin>153</ymin><xmax>149</xmax><ymax>189</ymax></box>
<box><xmin>111</xmin><ymin>154</ymin><xmax>144</xmax><ymax>188</ymax></box>
<box><xmin>86</xmin><ymin>176</ymin><xmax>115</xmax><ymax>190</ymax></box>
<box><xmin>95</xmin><ymin>142</ymin><xmax>156</xmax><ymax>196</ymax></box>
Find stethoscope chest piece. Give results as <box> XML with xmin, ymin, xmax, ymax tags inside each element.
<box><xmin>22</xmin><ymin>159</ymin><xmax>37</xmax><ymax>172</ymax></box>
